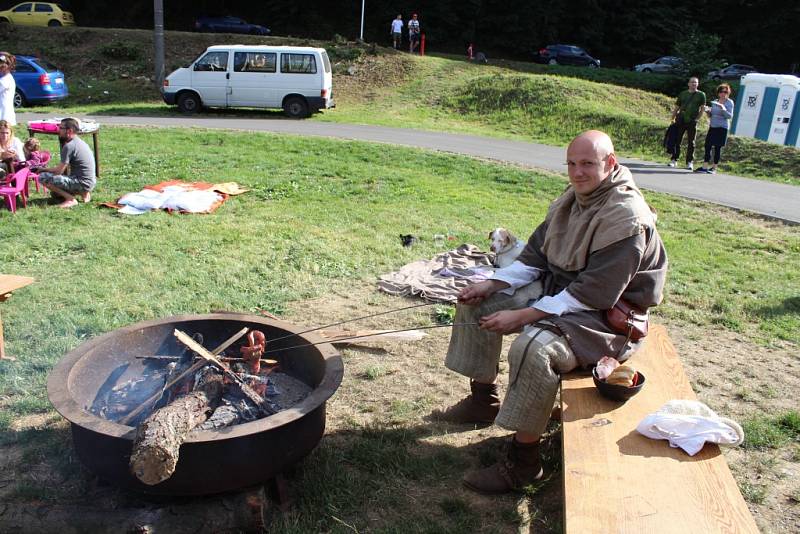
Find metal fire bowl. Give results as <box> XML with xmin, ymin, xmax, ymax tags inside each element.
<box><xmin>47</xmin><ymin>313</ymin><xmax>343</xmax><ymax>496</ymax></box>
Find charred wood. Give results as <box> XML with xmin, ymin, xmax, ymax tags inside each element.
<box><xmin>129</xmin><ymin>369</ymin><xmax>224</xmax><ymax>485</ymax></box>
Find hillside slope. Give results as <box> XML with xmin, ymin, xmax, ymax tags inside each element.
<box><xmin>2</xmin><ymin>25</ymin><xmax>798</xmax><ymax>184</ymax></box>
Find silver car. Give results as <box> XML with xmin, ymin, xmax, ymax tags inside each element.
<box><xmin>707</xmin><ymin>64</ymin><xmax>757</xmax><ymax>81</ymax></box>
<box><xmin>634</xmin><ymin>56</ymin><xmax>683</xmax><ymax>73</ymax></box>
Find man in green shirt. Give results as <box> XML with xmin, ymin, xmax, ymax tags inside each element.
<box><xmin>669</xmin><ymin>77</ymin><xmax>706</xmax><ymax>170</ymax></box>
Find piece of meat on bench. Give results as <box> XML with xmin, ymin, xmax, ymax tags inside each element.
<box><xmin>560</xmin><ymin>324</ymin><xmax>759</xmax><ymax>533</ymax></box>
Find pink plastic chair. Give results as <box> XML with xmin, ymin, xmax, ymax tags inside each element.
<box><xmin>16</xmin><ymin>152</ymin><xmax>50</xmax><ymax>194</ymax></box>
<box><xmin>0</xmin><ymin>168</ymin><xmax>31</xmax><ymax>213</ymax></box>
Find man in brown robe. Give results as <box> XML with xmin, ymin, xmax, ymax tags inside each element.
<box><xmin>438</xmin><ymin>130</ymin><xmax>668</xmax><ymax>494</ymax></box>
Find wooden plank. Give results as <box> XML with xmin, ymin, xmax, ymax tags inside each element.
<box><xmin>0</xmin><ymin>274</ymin><xmax>35</xmax><ymax>296</ymax></box>
<box><xmin>561</xmin><ymin>324</ymin><xmax>759</xmax><ymax>534</ymax></box>
<box><xmin>0</xmin><ymin>275</ymin><xmax>35</xmax><ymax>360</ymax></box>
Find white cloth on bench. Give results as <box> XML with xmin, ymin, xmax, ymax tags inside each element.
<box><xmin>636</xmin><ymin>400</ymin><xmax>745</xmax><ymax>456</ymax></box>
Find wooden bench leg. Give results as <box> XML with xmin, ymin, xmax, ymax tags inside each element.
<box><xmin>0</xmin><ymin>309</ymin><xmax>14</xmax><ymax>361</ymax></box>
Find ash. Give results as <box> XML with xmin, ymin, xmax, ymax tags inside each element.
<box><xmin>196</xmin><ymin>371</ymin><xmax>312</xmax><ymax>431</ymax></box>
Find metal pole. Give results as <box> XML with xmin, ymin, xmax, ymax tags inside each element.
<box><xmin>153</xmin><ymin>0</ymin><xmax>165</xmax><ymax>87</ymax></box>
<box><xmin>359</xmin><ymin>0</ymin><xmax>365</xmax><ymax>41</ymax></box>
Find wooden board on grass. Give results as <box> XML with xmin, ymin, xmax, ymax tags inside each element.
<box><xmin>560</xmin><ymin>324</ymin><xmax>759</xmax><ymax>534</ymax></box>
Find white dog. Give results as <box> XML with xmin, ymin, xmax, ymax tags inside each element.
<box><xmin>488</xmin><ymin>227</ymin><xmax>525</xmax><ymax>268</ymax></box>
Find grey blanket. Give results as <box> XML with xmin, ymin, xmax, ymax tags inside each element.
<box><xmin>377</xmin><ymin>244</ymin><xmax>495</xmax><ymax>303</ymax></box>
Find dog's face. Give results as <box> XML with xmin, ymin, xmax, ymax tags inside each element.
<box><xmin>489</xmin><ymin>227</ymin><xmax>515</xmax><ymax>254</ymax></box>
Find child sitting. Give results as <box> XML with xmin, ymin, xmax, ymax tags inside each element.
<box><xmin>16</xmin><ymin>138</ymin><xmax>50</xmax><ymax>170</ymax></box>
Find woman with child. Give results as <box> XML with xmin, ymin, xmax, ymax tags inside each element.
<box><xmin>0</xmin><ymin>119</ymin><xmax>25</xmax><ymax>178</ymax></box>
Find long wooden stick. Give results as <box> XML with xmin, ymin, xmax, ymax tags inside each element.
<box><xmin>135</xmin><ymin>355</ymin><xmax>278</xmax><ymax>365</ymax></box>
<box><xmin>119</xmin><ymin>327</ymin><xmax>249</xmax><ymax>426</ymax></box>
<box><xmin>173</xmin><ymin>329</ymin><xmax>271</xmax><ymax>416</ymax></box>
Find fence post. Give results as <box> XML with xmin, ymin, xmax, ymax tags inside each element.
<box><xmin>421</xmin><ymin>33</ymin><xmax>426</xmax><ymax>56</ymax></box>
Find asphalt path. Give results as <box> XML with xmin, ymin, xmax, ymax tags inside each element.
<box><xmin>20</xmin><ymin>113</ymin><xmax>800</xmax><ymax>224</ymax></box>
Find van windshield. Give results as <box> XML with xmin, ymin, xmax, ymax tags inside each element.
<box><xmin>321</xmin><ymin>51</ymin><xmax>331</xmax><ymax>74</ymax></box>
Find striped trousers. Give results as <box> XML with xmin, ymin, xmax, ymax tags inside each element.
<box><xmin>445</xmin><ymin>281</ymin><xmax>578</xmax><ymax>436</ymax></box>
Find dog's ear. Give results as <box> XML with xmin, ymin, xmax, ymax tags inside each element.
<box><xmin>488</xmin><ymin>229</ymin><xmax>495</xmax><ymax>239</ymax></box>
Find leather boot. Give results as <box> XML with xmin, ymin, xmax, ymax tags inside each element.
<box><xmin>433</xmin><ymin>380</ymin><xmax>500</xmax><ymax>424</ymax></box>
<box><xmin>462</xmin><ymin>438</ymin><xmax>543</xmax><ymax>494</ymax></box>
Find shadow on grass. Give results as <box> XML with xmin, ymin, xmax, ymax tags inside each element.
<box><xmin>751</xmin><ymin>296</ymin><xmax>800</xmax><ymax>320</ymax></box>
<box><xmin>0</xmin><ymin>420</ymin><xmax>564</xmax><ymax>533</ymax></box>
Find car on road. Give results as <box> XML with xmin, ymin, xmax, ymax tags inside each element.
<box><xmin>707</xmin><ymin>64</ymin><xmax>757</xmax><ymax>81</ymax></box>
<box><xmin>534</xmin><ymin>44</ymin><xmax>600</xmax><ymax>68</ymax></box>
<box><xmin>634</xmin><ymin>56</ymin><xmax>683</xmax><ymax>74</ymax></box>
<box><xmin>0</xmin><ymin>2</ymin><xmax>75</xmax><ymax>27</ymax></box>
<box><xmin>162</xmin><ymin>45</ymin><xmax>333</xmax><ymax>118</ymax></box>
<box><xmin>12</xmin><ymin>54</ymin><xmax>69</xmax><ymax>107</ymax></box>
<box><xmin>194</xmin><ymin>16</ymin><xmax>270</xmax><ymax>36</ymax></box>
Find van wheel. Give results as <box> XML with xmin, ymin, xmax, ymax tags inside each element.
<box><xmin>283</xmin><ymin>97</ymin><xmax>309</xmax><ymax>119</ymax></box>
<box><xmin>48</xmin><ymin>20</ymin><xmax>62</xmax><ymax>27</ymax></box>
<box><xmin>13</xmin><ymin>89</ymin><xmax>25</xmax><ymax>108</ymax></box>
<box><xmin>177</xmin><ymin>93</ymin><xmax>201</xmax><ymax>114</ymax></box>
<box><xmin>548</xmin><ymin>58</ymin><xmax>558</xmax><ymax>66</ymax></box>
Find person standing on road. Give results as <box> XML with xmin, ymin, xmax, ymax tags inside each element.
<box><xmin>390</xmin><ymin>14</ymin><xmax>404</xmax><ymax>50</ymax></box>
<box><xmin>695</xmin><ymin>83</ymin><xmax>734</xmax><ymax>174</ymax></box>
<box><xmin>0</xmin><ymin>52</ymin><xmax>17</xmax><ymax>126</ymax></box>
<box><xmin>408</xmin><ymin>13</ymin><xmax>421</xmax><ymax>54</ymax></box>
<box><xmin>669</xmin><ymin>77</ymin><xmax>706</xmax><ymax>171</ymax></box>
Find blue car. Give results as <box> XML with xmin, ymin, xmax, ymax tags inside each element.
<box><xmin>12</xmin><ymin>55</ymin><xmax>68</xmax><ymax>108</ymax></box>
<box><xmin>194</xmin><ymin>16</ymin><xmax>270</xmax><ymax>36</ymax></box>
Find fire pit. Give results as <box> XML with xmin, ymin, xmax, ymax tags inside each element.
<box><xmin>47</xmin><ymin>313</ymin><xmax>343</xmax><ymax>496</ymax></box>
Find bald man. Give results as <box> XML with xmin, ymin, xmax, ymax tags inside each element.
<box><xmin>438</xmin><ymin>130</ymin><xmax>668</xmax><ymax>494</ymax></box>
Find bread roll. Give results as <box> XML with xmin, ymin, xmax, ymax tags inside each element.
<box><xmin>607</xmin><ymin>365</ymin><xmax>636</xmax><ymax>387</ymax></box>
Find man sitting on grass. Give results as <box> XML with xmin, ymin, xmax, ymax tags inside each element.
<box><xmin>436</xmin><ymin>130</ymin><xmax>668</xmax><ymax>494</ymax></box>
<box><xmin>37</xmin><ymin>118</ymin><xmax>96</xmax><ymax>209</ymax></box>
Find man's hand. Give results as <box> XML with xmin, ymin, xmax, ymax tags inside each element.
<box><xmin>479</xmin><ymin>308</ymin><xmax>548</xmax><ymax>335</ymax></box>
<box><xmin>457</xmin><ymin>280</ymin><xmax>509</xmax><ymax>306</ymax></box>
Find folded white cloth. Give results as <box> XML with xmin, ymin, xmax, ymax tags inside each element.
<box><xmin>636</xmin><ymin>400</ymin><xmax>744</xmax><ymax>456</ymax></box>
<box><xmin>118</xmin><ymin>186</ymin><xmax>221</xmax><ymax>214</ymax></box>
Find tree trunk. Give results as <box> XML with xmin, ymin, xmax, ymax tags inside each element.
<box><xmin>129</xmin><ymin>368</ymin><xmax>223</xmax><ymax>485</ymax></box>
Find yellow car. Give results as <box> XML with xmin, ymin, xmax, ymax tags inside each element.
<box><xmin>0</xmin><ymin>2</ymin><xmax>75</xmax><ymax>27</ymax></box>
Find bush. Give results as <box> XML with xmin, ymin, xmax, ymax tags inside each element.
<box><xmin>672</xmin><ymin>24</ymin><xmax>722</xmax><ymax>79</ymax></box>
<box><xmin>99</xmin><ymin>41</ymin><xmax>140</xmax><ymax>61</ymax></box>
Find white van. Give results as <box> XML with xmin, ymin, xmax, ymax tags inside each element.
<box><xmin>162</xmin><ymin>45</ymin><xmax>334</xmax><ymax>118</ymax></box>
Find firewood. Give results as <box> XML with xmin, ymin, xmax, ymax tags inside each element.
<box><xmin>129</xmin><ymin>369</ymin><xmax>224</xmax><ymax>485</ymax></box>
<box><xmin>173</xmin><ymin>329</ymin><xmax>273</xmax><ymax>417</ymax></box>
<box><xmin>119</xmin><ymin>327</ymin><xmax>249</xmax><ymax>426</ymax></box>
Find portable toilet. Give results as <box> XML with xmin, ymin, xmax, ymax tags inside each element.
<box><xmin>732</xmin><ymin>73</ymin><xmax>800</xmax><ymax>145</ymax></box>
<box><xmin>767</xmin><ymin>75</ymin><xmax>800</xmax><ymax>145</ymax></box>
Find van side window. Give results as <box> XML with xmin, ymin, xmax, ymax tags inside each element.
<box><xmin>234</xmin><ymin>52</ymin><xmax>277</xmax><ymax>73</ymax></box>
<box><xmin>321</xmin><ymin>52</ymin><xmax>331</xmax><ymax>73</ymax></box>
<box><xmin>281</xmin><ymin>54</ymin><xmax>317</xmax><ymax>74</ymax></box>
<box><xmin>194</xmin><ymin>52</ymin><xmax>229</xmax><ymax>72</ymax></box>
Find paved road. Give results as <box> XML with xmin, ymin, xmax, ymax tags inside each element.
<box><xmin>20</xmin><ymin>113</ymin><xmax>800</xmax><ymax>224</ymax></box>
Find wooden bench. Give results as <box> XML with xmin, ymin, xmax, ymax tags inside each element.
<box><xmin>0</xmin><ymin>274</ymin><xmax>35</xmax><ymax>361</ymax></box>
<box><xmin>560</xmin><ymin>324</ymin><xmax>759</xmax><ymax>533</ymax></box>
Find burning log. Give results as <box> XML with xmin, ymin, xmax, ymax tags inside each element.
<box><xmin>130</xmin><ymin>368</ymin><xmax>224</xmax><ymax>485</ymax></box>
<box><xmin>173</xmin><ymin>329</ymin><xmax>274</xmax><ymax>417</ymax></box>
<box><xmin>118</xmin><ymin>327</ymin><xmax>249</xmax><ymax>426</ymax></box>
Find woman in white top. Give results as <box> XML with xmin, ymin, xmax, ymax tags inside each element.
<box><xmin>0</xmin><ymin>52</ymin><xmax>16</xmax><ymax>126</ymax></box>
<box><xmin>0</xmin><ymin>119</ymin><xmax>25</xmax><ymax>177</ymax></box>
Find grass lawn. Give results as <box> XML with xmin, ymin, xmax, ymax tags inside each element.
<box><xmin>1</xmin><ymin>127</ymin><xmax>798</xmax><ymax>531</ymax></box>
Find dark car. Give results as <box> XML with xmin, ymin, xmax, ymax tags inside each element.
<box><xmin>707</xmin><ymin>64</ymin><xmax>757</xmax><ymax>81</ymax></box>
<box><xmin>12</xmin><ymin>54</ymin><xmax>68</xmax><ymax>107</ymax></box>
<box><xmin>535</xmin><ymin>44</ymin><xmax>600</xmax><ymax>68</ymax></box>
<box><xmin>194</xmin><ymin>16</ymin><xmax>270</xmax><ymax>36</ymax></box>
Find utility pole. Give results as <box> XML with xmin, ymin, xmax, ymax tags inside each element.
<box><xmin>359</xmin><ymin>0</ymin><xmax>365</xmax><ymax>41</ymax></box>
<box><xmin>154</xmin><ymin>0</ymin><xmax>165</xmax><ymax>87</ymax></box>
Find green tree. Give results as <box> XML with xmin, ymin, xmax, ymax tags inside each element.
<box><xmin>672</xmin><ymin>24</ymin><xmax>721</xmax><ymax>79</ymax></box>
